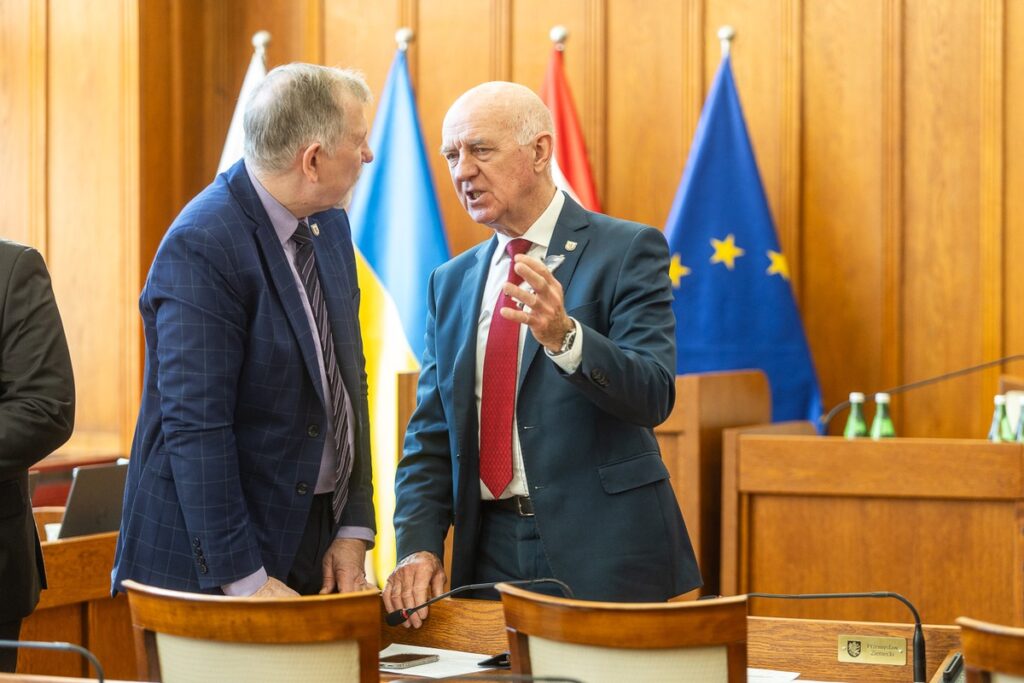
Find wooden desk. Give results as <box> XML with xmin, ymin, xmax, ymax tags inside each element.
<box><xmin>383</xmin><ymin>597</ymin><xmax>963</xmax><ymax>682</ymax></box>
<box><xmin>724</xmin><ymin>434</ymin><xmax>1024</xmax><ymax>626</ymax></box>
<box><xmin>19</xmin><ymin>531</ymin><xmax>134</xmax><ymax>679</ymax></box>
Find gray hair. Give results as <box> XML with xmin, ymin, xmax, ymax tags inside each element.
<box><xmin>243</xmin><ymin>63</ymin><xmax>371</xmax><ymax>173</ymax></box>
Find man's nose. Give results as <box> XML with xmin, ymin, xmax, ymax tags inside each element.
<box><xmin>362</xmin><ymin>144</ymin><xmax>374</xmax><ymax>164</ymax></box>
<box><xmin>452</xmin><ymin>154</ymin><xmax>476</xmax><ymax>181</ymax></box>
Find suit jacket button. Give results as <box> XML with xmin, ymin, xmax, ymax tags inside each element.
<box><xmin>590</xmin><ymin>368</ymin><xmax>606</xmax><ymax>382</ymax></box>
<box><xmin>296</xmin><ymin>482</ymin><xmax>309</xmax><ymax>496</ymax></box>
<box><xmin>192</xmin><ymin>538</ymin><xmax>201</xmax><ymax>548</ymax></box>
<box><xmin>307</xmin><ymin>424</ymin><xmax>320</xmax><ymax>438</ymax></box>
<box><xmin>198</xmin><ymin>564</ymin><xmax>208</xmax><ymax>575</ymax></box>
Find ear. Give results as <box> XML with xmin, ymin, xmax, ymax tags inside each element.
<box><xmin>300</xmin><ymin>142</ymin><xmax>322</xmax><ymax>182</ymax></box>
<box><xmin>531</xmin><ymin>132</ymin><xmax>554</xmax><ymax>173</ymax></box>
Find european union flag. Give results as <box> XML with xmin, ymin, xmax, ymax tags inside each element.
<box><xmin>664</xmin><ymin>55</ymin><xmax>822</xmax><ymax>426</ymax></box>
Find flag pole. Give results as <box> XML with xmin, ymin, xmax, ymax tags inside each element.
<box><xmin>395</xmin><ymin>26</ymin><xmax>413</xmax><ymax>52</ymax></box>
<box><xmin>718</xmin><ymin>25</ymin><xmax>735</xmax><ymax>58</ymax></box>
<box><xmin>549</xmin><ymin>24</ymin><xmax>568</xmax><ymax>52</ymax></box>
<box><xmin>252</xmin><ymin>30</ymin><xmax>271</xmax><ymax>61</ymax></box>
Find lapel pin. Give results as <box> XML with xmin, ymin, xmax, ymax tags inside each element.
<box><xmin>311</xmin><ymin>222</ymin><xmax>321</xmax><ymax>236</ymax></box>
<box><xmin>565</xmin><ymin>240</ymin><xmax>577</xmax><ymax>251</ymax></box>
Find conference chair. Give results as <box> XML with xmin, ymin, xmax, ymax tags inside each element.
<box><xmin>122</xmin><ymin>580</ymin><xmax>380</xmax><ymax>683</ymax></box>
<box><xmin>958</xmin><ymin>616</ymin><xmax>1024</xmax><ymax>683</ymax></box>
<box><xmin>496</xmin><ymin>583</ymin><xmax>747</xmax><ymax>682</ymax></box>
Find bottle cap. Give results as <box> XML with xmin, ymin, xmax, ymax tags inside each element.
<box><xmin>995</xmin><ymin>394</ymin><xmax>1007</xmax><ymax>405</ymax></box>
<box><xmin>875</xmin><ymin>392</ymin><xmax>890</xmax><ymax>403</ymax></box>
<box><xmin>849</xmin><ymin>392</ymin><xmax>865</xmax><ymax>402</ymax></box>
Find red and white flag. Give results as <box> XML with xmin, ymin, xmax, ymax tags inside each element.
<box><xmin>540</xmin><ymin>47</ymin><xmax>601</xmax><ymax>212</ymax></box>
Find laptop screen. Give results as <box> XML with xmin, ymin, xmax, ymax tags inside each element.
<box><xmin>58</xmin><ymin>461</ymin><xmax>128</xmax><ymax>539</ymax></box>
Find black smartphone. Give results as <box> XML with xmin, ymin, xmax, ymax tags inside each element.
<box><xmin>379</xmin><ymin>653</ymin><xmax>440</xmax><ymax>670</ymax></box>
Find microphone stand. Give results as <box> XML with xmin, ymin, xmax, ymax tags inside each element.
<box><xmin>747</xmin><ymin>591</ymin><xmax>926</xmax><ymax>683</ymax></box>
<box><xmin>820</xmin><ymin>353</ymin><xmax>1024</xmax><ymax>431</ymax></box>
<box><xmin>385</xmin><ymin>577</ymin><xmax>574</xmax><ymax>627</ymax></box>
<box><xmin>0</xmin><ymin>640</ymin><xmax>105</xmax><ymax>681</ymax></box>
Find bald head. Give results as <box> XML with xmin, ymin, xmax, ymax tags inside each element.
<box><xmin>440</xmin><ymin>82</ymin><xmax>557</xmax><ymax>236</ymax></box>
<box><xmin>445</xmin><ymin>82</ymin><xmax>554</xmax><ymax>147</ymax></box>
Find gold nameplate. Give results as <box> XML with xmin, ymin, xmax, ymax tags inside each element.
<box><xmin>838</xmin><ymin>635</ymin><xmax>907</xmax><ymax>666</ymax></box>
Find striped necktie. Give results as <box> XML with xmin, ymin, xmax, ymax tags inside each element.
<box><xmin>292</xmin><ymin>221</ymin><xmax>353</xmax><ymax>524</ymax></box>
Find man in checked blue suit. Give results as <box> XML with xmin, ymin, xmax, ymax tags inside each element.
<box><xmin>384</xmin><ymin>82</ymin><xmax>701</xmax><ymax>626</ymax></box>
<box><xmin>113</xmin><ymin>64</ymin><xmax>376</xmax><ymax>597</ymax></box>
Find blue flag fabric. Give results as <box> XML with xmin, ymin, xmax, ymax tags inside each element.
<box><xmin>348</xmin><ymin>49</ymin><xmax>448</xmax><ymax>359</ymax></box>
<box><xmin>664</xmin><ymin>55</ymin><xmax>823</xmax><ymax>427</ymax></box>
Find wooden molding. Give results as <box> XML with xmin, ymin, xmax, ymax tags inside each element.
<box><xmin>881</xmin><ymin>0</ymin><xmax>905</xmax><ymax>393</ymax></box>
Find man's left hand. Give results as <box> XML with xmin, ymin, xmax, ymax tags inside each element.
<box><xmin>501</xmin><ymin>253</ymin><xmax>573</xmax><ymax>353</ymax></box>
<box><xmin>320</xmin><ymin>538</ymin><xmax>376</xmax><ymax>594</ymax></box>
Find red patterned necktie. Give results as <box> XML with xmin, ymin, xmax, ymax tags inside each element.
<box><xmin>480</xmin><ymin>238</ymin><xmax>532</xmax><ymax>497</ymax></box>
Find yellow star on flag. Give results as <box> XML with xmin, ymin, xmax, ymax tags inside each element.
<box><xmin>709</xmin><ymin>233</ymin><xmax>745</xmax><ymax>270</ymax></box>
<box><xmin>766</xmin><ymin>250</ymin><xmax>790</xmax><ymax>280</ymax></box>
<box><xmin>669</xmin><ymin>254</ymin><xmax>691</xmax><ymax>288</ymax></box>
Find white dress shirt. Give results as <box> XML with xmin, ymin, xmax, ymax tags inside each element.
<box><xmin>475</xmin><ymin>190</ymin><xmax>583</xmax><ymax>500</ymax></box>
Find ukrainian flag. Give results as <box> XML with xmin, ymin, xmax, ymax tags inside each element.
<box><xmin>347</xmin><ymin>48</ymin><xmax>449</xmax><ymax>581</ymax></box>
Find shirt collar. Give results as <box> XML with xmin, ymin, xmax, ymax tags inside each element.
<box><xmin>491</xmin><ymin>190</ymin><xmax>565</xmax><ymax>267</ymax></box>
<box><xmin>246</xmin><ymin>163</ymin><xmax>304</xmax><ymax>246</ymax></box>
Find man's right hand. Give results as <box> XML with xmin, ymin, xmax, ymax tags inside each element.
<box><xmin>251</xmin><ymin>576</ymin><xmax>299</xmax><ymax>597</ymax></box>
<box><xmin>382</xmin><ymin>551</ymin><xmax>446</xmax><ymax>629</ymax></box>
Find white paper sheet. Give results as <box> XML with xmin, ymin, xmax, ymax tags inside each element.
<box><xmin>379</xmin><ymin>642</ymin><xmax>499</xmax><ymax>678</ymax></box>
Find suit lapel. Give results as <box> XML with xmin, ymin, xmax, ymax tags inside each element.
<box><xmin>452</xmin><ymin>240</ymin><xmax>497</xmax><ymax>459</ymax></box>
<box><xmin>517</xmin><ymin>196</ymin><xmax>591</xmax><ymax>390</ymax></box>
<box><xmin>227</xmin><ymin>162</ymin><xmax>327</xmax><ymax>406</ymax></box>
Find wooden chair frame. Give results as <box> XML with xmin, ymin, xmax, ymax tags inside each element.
<box><xmin>496</xmin><ymin>583</ymin><xmax>748</xmax><ymax>681</ymax></box>
<box><xmin>122</xmin><ymin>580</ymin><xmax>380</xmax><ymax>683</ymax></box>
<box><xmin>958</xmin><ymin>616</ymin><xmax>1024</xmax><ymax>683</ymax></box>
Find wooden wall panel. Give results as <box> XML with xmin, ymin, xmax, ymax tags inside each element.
<box><xmin>902</xmin><ymin>1</ymin><xmax>984</xmax><ymax>438</ymax></box>
<box><xmin>1008</xmin><ymin>0</ymin><xmax>1024</xmax><ymax>367</ymax></box>
<box><xmin>604</xmin><ymin>0</ymin><xmax>686</xmax><ymax>229</ymax></box>
<box><xmin>47</xmin><ymin>0</ymin><xmax>138</xmax><ymax>455</ymax></box>
<box><xmin>801</xmin><ymin>1</ymin><xmax>885</xmax><ymax>429</ymax></box>
<box><xmin>417</xmin><ymin>0</ymin><xmax>495</xmax><ymax>256</ymax></box>
<box><xmin>323</xmin><ymin>0</ymin><xmax>401</xmax><ymax>123</ymax></box>
<box><xmin>0</xmin><ymin>0</ymin><xmax>43</xmax><ymax>248</ymax></box>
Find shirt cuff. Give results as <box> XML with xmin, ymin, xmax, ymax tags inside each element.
<box><xmin>545</xmin><ymin>317</ymin><xmax>583</xmax><ymax>373</ymax></box>
<box><xmin>222</xmin><ymin>567</ymin><xmax>268</xmax><ymax>596</ymax></box>
<box><xmin>335</xmin><ymin>525</ymin><xmax>375</xmax><ymax>549</ymax></box>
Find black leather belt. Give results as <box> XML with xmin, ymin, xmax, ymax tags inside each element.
<box><xmin>484</xmin><ymin>495</ymin><xmax>534</xmax><ymax>517</ymax></box>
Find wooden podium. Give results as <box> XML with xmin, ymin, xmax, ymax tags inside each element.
<box><xmin>723</xmin><ymin>434</ymin><xmax>1024</xmax><ymax>626</ymax></box>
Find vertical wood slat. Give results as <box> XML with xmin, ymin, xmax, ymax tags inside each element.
<box><xmin>980</xmin><ymin>0</ymin><xmax>1005</xmax><ymax>396</ymax></box>
<box><xmin>681</xmin><ymin>0</ymin><xmax>704</xmax><ymax>188</ymax></box>
<box><xmin>881</xmin><ymin>0</ymin><xmax>904</xmax><ymax>397</ymax></box>
<box><xmin>583</xmin><ymin>0</ymin><xmax>607</xmax><ymax>201</ymax></box>
<box><xmin>121</xmin><ymin>0</ymin><xmax>142</xmax><ymax>452</ymax></box>
<box><xmin>30</xmin><ymin>0</ymin><xmax>48</xmax><ymax>253</ymax></box>
<box><xmin>491</xmin><ymin>0</ymin><xmax>512</xmax><ymax>81</ymax></box>
<box><xmin>780</xmin><ymin>0</ymin><xmax>802</xmax><ymax>298</ymax></box>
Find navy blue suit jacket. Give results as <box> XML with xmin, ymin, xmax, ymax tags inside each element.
<box><xmin>394</xmin><ymin>195</ymin><xmax>701</xmax><ymax>601</ymax></box>
<box><xmin>112</xmin><ymin>161</ymin><xmax>374</xmax><ymax>593</ymax></box>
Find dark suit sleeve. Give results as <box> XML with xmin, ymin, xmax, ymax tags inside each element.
<box><xmin>0</xmin><ymin>247</ymin><xmax>75</xmax><ymax>476</ymax></box>
<box><xmin>149</xmin><ymin>226</ymin><xmax>262</xmax><ymax>586</ymax></box>
<box><xmin>393</xmin><ymin>270</ymin><xmax>454</xmax><ymax>561</ymax></box>
<box><xmin>563</xmin><ymin>226</ymin><xmax>677</xmax><ymax>427</ymax></box>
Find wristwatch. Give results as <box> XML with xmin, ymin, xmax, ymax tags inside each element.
<box><xmin>553</xmin><ymin>319</ymin><xmax>578</xmax><ymax>355</ymax></box>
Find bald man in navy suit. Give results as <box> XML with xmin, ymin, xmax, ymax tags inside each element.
<box><xmin>385</xmin><ymin>82</ymin><xmax>701</xmax><ymax>627</ymax></box>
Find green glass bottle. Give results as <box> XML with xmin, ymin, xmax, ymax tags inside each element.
<box><xmin>988</xmin><ymin>394</ymin><xmax>1015</xmax><ymax>442</ymax></box>
<box><xmin>843</xmin><ymin>392</ymin><xmax>868</xmax><ymax>439</ymax></box>
<box><xmin>1015</xmin><ymin>395</ymin><xmax>1024</xmax><ymax>442</ymax></box>
<box><xmin>869</xmin><ymin>392</ymin><xmax>896</xmax><ymax>439</ymax></box>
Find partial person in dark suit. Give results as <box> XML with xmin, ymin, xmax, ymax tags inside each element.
<box><xmin>384</xmin><ymin>82</ymin><xmax>701</xmax><ymax>627</ymax></box>
<box><xmin>112</xmin><ymin>64</ymin><xmax>376</xmax><ymax>598</ymax></box>
<box><xmin>0</xmin><ymin>240</ymin><xmax>75</xmax><ymax>671</ymax></box>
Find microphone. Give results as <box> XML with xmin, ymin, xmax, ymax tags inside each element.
<box><xmin>0</xmin><ymin>639</ymin><xmax>106</xmax><ymax>681</ymax></box>
<box><xmin>385</xmin><ymin>577</ymin><xmax>574</xmax><ymax>627</ymax></box>
<box><xmin>745</xmin><ymin>591</ymin><xmax>926</xmax><ymax>683</ymax></box>
<box><xmin>820</xmin><ymin>353</ymin><xmax>1024</xmax><ymax>431</ymax></box>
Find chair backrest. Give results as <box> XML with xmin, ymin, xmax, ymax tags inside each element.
<box><xmin>123</xmin><ymin>580</ymin><xmax>380</xmax><ymax>683</ymax></box>
<box><xmin>958</xmin><ymin>617</ymin><xmax>1024</xmax><ymax>683</ymax></box>
<box><xmin>496</xmin><ymin>583</ymin><xmax>747</xmax><ymax>682</ymax></box>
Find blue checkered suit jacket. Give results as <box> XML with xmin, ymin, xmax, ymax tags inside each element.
<box><xmin>112</xmin><ymin>160</ymin><xmax>374</xmax><ymax>593</ymax></box>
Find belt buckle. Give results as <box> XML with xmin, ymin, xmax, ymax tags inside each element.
<box><xmin>516</xmin><ymin>496</ymin><xmax>534</xmax><ymax>517</ymax></box>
